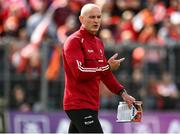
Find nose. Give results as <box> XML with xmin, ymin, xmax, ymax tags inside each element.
<box><xmin>94</xmin><ymin>17</ymin><xmax>100</xmax><ymax>23</ymax></box>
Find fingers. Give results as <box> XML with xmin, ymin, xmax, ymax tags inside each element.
<box><xmin>118</xmin><ymin>57</ymin><xmax>125</xmax><ymax>63</ymax></box>
<box><xmin>110</xmin><ymin>53</ymin><xmax>118</xmax><ymax>60</ymax></box>
<box><xmin>108</xmin><ymin>53</ymin><xmax>125</xmax><ymax>71</ymax></box>
<box><xmin>114</xmin><ymin>57</ymin><xmax>125</xmax><ymax>65</ymax></box>
<box><xmin>127</xmin><ymin>102</ymin><xmax>134</xmax><ymax>109</ymax></box>
<box><xmin>128</xmin><ymin>96</ymin><xmax>136</xmax><ymax>108</ymax></box>
<box><xmin>109</xmin><ymin>53</ymin><xmax>125</xmax><ymax>62</ymax></box>
<box><xmin>122</xmin><ymin>94</ymin><xmax>136</xmax><ymax>108</ymax></box>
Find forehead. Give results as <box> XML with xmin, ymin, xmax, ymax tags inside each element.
<box><xmin>86</xmin><ymin>7</ymin><xmax>101</xmax><ymax>16</ymax></box>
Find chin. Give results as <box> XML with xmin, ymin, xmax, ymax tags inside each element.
<box><xmin>93</xmin><ymin>30</ymin><xmax>98</xmax><ymax>32</ymax></box>
<box><xmin>93</xmin><ymin>31</ymin><xmax>98</xmax><ymax>35</ymax></box>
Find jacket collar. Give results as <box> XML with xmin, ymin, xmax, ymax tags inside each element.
<box><xmin>79</xmin><ymin>26</ymin><xmax>96</xmax><ymax>38</ymax></box>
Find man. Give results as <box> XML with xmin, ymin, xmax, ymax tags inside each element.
<box><xmin>62</xmin><ymin>3</ymin><xmax>136</xmax><ymax>133</ymax></box>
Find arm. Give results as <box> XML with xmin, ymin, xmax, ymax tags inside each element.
<box><xmin>30</xmin><ymin>1</ymin><xmax>59</xmax><ymax>45</ymax></box>
<box><xmin>20</xmin><ymin>0</ymin><xmax>60</xmax><ymax>58</ymax></box>
<box><xmin>101</xmin><ymin>55</ymin><xmax>136</xmax><ymax>107</ymax></box>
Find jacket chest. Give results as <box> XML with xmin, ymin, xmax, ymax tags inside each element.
<box><xmin>81</xmin><ymin>38</ymin><xmax>104</xmax><ymax>66</ymax></box>
<box><xmin>82</xmin><ymin>39</ymin><xmax>103</xmax><ymax>60</ymax></box>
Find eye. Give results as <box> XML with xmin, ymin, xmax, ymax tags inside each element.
<box><xmin>88</xmin><ymin>15</ymin><xmax>101</xmax><ymax>19</ymax></box>
<box><xmin>89</xmin><ymin>16</ymin><xmax>96</xmax><ymax>19</ymax></box>
<box><xmin>97</xmin><ymin>15</ymin><xmax>101</xmax><ymax>19</ymax></box>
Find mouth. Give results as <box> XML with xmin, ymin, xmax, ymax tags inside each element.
<box><xmin>93</xmin><ymin>25</ymin><xmax>99</xmax><ymax>29</ymax></box>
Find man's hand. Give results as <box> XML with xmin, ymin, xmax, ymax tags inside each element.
<box><xmin>108</xmin><ymin>53</ymin><xmax>125</xmax><ymax>71</ymax></box>
<box><xmin>121</xmin><ymin>91</ymin><xmax>136</xmax><ymax>108</ymax></box>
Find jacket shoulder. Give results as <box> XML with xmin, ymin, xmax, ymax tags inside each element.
<box><xmin>65</xmin><ymin>31</ymin><xmax>82</xmax><ymax>43</ymax></box>
<box><xmin>63</xmin><ymin>31</ymin><xmax>82</xmax><ymax>50</ymax></box>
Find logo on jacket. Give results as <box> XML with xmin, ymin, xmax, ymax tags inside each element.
<box><xmin>100</xmin><ymin>49</ymin><xmax>103</xmax><ymax>57</ymax></box>
<box><xmin>87</xmin><ymin>49</ymin><xmax>94</xmax><ymax>53</ymax></box>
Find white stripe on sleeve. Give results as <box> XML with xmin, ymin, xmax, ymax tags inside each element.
<box><xmin>76</xmin><ymin>60</ymin><xmax>110</xmax><ymax>72</ymax></box>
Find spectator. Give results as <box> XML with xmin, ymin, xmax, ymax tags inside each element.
<box><xmin>145</xmin><ymin>75</ymin><xmax>159</xmax><ymax>110</ymax></box>
<box><xmin>9</xmin><ymin>84</ymin><xmax>31</xmax><ymax>112</ymax></box>
<box><xmin>0</xmin><ymin>0</ymin><xmax>29</xmax><ymax>37</ymax></box>
<box><xmin>10</xmin><ymin>0</ymin><xmax>62</xmax><ymax>109</ymax></box>
<box><xmin>99</xmin><ymin>28</ymin><xmax>115</xmax><ymax>46</ymax></box>
<box><xmin>115</xmin><ymin>10</ymin><xmax>137</xmax><ymax>44</ymax></box>
<box><xmin>129</xmin><ymin>67</ymin><xmax>144</xmax><ymax>100</ymax></box>
<box><xmin>156</xmin><ymin>71</ymin><xmax>179</xmax><ymax>109</ymax></box>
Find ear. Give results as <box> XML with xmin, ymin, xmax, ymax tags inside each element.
<box><xmin>79</xmin><ymin>16</ymin><xmax>83</xmax><ymax>24</ymax></box>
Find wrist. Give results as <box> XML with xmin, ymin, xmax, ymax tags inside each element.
<box><xmin>118</xmin><ymin>89</ymin><xmax>127</xmax><ymax>97</ymax></box>
<box><xmin>107</xmin><ymin>63</ymin><xmax>111</xmax><ymax>70</ymax></box>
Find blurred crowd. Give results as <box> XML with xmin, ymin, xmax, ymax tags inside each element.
<box><xmin>0</xmin><ymin>0</ymin><xmax>179</xmax><ymax>112</ymax></box>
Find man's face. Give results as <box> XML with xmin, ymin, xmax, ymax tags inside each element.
<box><xmin>80</xmin><ymin>7</ymin><xmax>102</xmax><ymax>35</ymax></box>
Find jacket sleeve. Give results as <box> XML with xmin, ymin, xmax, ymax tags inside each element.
<box><xmin>101</xmin><ymin>70</ymin><xmax>124</xmax><ymax>95</ymax></box>
<box><xmin>63</xmin><ymin>37</ymin><xmax>102</xmax><ymax>81</ymax></box>
<box><xmin>100</xmin><ymin>55</ymin><xmax>124</xmax><ymax>95</ymax></box>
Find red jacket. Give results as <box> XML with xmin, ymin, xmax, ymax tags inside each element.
<box><xmin>63</xmin><ymin>26</ymin><xmax>124</xmax><ymax>111</ymax></box>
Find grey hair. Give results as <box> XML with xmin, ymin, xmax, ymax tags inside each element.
<box><xmin>80</xmin><ymin>3</ymin><xmax>101</xmax><ymax>16</ymax></box>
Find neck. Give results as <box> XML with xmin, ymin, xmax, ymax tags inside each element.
<box><xmin>81</xmin><ymin>25</ymin><xmax>96</xmax><ymax>35</ymax></box>
<box><xmin>89</xmin><ymin>31</ymin><xmax>96</xmax><ymax>35</ymax></box>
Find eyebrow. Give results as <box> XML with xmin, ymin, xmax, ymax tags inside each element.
<box><xmin>88</xmin><ymin>15</ymin><xmax>101</xmax><ymax>18</ymax></box>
